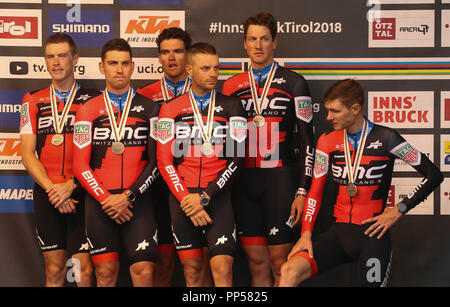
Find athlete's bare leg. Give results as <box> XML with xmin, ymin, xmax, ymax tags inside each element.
<box><xmin>279</xmin><ymin>255</ymin><xmax>312</xmax><ymax>287</ymax></box>
<box><xmin>181</xmin><ymin>257</ymin><xmax>203</xmax><ymax>286</ymax></box>
<box><xmin>42</xmin><ymin>250</ymin><xmax>67</xmax><ymax>287</ymax></box>
<box><xmin>94</xmin><ymin>261</ymin><xmax>119</xmax><ymax>287</ymax></box>
<box><xmin>201</xmin><ymin>247</ymin><xmax>213</xmax><ymax>286</ymax></box>
<box><xmin>210</xmin><ymin>255</ymin><xmax>233</xmax><ymax>287</ymax></box>
<box><xmin>154</xmin><ymin>249</ymin><xmax>175</xmax><ymax>287</ymax></box>
<box><xmin>71</xmin><ymin>252</ymin><xmax>94</xmax><ymax>287</ymax></box>
<box><xmin>242</xmin><ymin>245</ymin><xmax>273</xmax><ymax>287</ymax></box>
<box><xmin>268</xmin><ymin>243</ymin><xmax>293</xmax><ymax>286</ymax></box>
<box><xmin>130</xmin><ymin>261</ymin><xmax>155</xmax><ymax>287</ymax></box>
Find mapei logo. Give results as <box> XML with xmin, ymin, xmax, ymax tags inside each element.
<box><xmin>0</xmin><ymin>9</ymin><xmax>41</xmax><ymax>46</ymax></box>
<box><xmin>0</xmin><ymin>176</ymin><xmax>34</xmax><ymax>213</ymax></box>
<box><xmin>49</xmin><ymin>10</ymin><xmax>113</xmax><ymax>47</ymax></box>
<box><xmin>120</xmin><ymin>10</ymin><xmax>185</xmax><ymax>48</ymax></box>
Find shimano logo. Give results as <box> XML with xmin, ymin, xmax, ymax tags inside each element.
<box><xmin>52</xmin><ymin>24</ymin><xmax>111</xmax><ymax>33</ymax></box>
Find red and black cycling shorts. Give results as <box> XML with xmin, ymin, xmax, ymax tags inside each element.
<box><xmin>33</xmin><ymin>183</ymin><xmax>89</xmax><ymax>257</ymax></box>
<box><xmin>169</xmin><ymin>188</ymin><xmax>236</xmax><ymax>260</ymax></box>
<box><xmin>294</xmin><ymin>222</ymin><xmax>392</xmax><ymax>287</ymax></box>
<box><xmin>84</xmin><ymin>189</ymin><xmax>158</xmax><ymax>265</ymax></box>
<box><xmin>232</xmin><ymin>166</ymin><xmax>297</xmax><ymax>246</ymax></box>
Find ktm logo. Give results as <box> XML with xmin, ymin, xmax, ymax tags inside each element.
<box><xmin>125</xmin><ymin>16</ymin><xmax>180</xmax><ymax>34</ymax></box>
<box><xmin>0</xmin><ymin>138</ymin><xmax>21</xmax><ymax>156</ymax></box>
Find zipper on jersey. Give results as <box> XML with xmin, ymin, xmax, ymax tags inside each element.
<box><xmin>255</xmin><ymin>72</ymin><xmax>262</xmax><ymax>169</ymax></box>
<box><xmin>119</xmin><ymin>96</ymin><xmax>124</xmax><ymax>189</ymax></box>
<box><xmin>348</xmin><ymin>134</ymin><xmax>357</xmax><ymax>223</ymax></box>
<box><xmin>198</xmin><ymin>96</ymin><xmax>204</xmax><ymax>188</ymax></box>
<box><xmin>349</xmin><ymin>197</ymin><xmax>354</xmax><ymax>223</ymax></box>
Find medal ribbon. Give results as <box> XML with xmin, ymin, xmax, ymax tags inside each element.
<box><xmin>161</xmin><ymin>77</ymin><xmax>191</xmax><ymax>101</ymax></box>
<box><xmin>247</xmin><ymin>62</ymin><xmax>277</xmax><ymax>116</ymax></box>
<box><xmin>50</xmin><ymin>82</ymin><xmax>77</xmax><ymax>134</ymax></box>
<box><xmin>188</xmin><ymin>89</ymin><xmax>216</xmax><ymax>144</ymax></box>
<box><xmin>343</xmin><ymin>120</ymin><xmax>369</xmax><ymax>185</ymax></box>
<box><xmin>103</xmin><ymin>87</ymin><xmax>133</xmax><ymax>143</ymax></box>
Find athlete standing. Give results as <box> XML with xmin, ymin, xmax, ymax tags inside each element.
<box><xmin>279</xmin><ymin>79</ymin><xmax>443</xmax><ymax>287</ymax></box>
<box><xmin>157</xmin><ymin>42</ymin><xmax>247</xmax><ymax>286</ymax></box>
<box><xmin>73</xmin><ymin>39</ymin><xmax>160</xmax><ymax>286</ymax></box>
<box><xmin>139</xmin><ymin>27</ymin><xmax>211</xmax><ymax>286</ymax></box>
<box><xmin>20</xmin><ymin>33</ymin><xmax>98</xmax><ymax>286</ymax></box>
<box><xmin>222</xmin><ymin>12</ymin><xmax>315</xmax><ymax>286</ymax></box>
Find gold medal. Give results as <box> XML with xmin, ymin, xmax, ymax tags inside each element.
<box><xmin>346</xmin><ymin>183</ymin><xmax>358</xmax><ymax>198</ymax></box>
<box><xmin>253</xmin><ymin>115</ymin><xmax>265</xmax><ymax>128</ymax></box>
<box><xmin>111</xmin><ymin>141</ymin><xmax>125</xmax><ymax>155</ymax></box>
<box><xmin>201</xmin><ymin>142</ymin><xmax>214</xmax><ymax>156</ymax></box>
<box><xmin>51</xmin><ymin>134</ymin><xmax>64</xmax><ymax>146</ymax></box>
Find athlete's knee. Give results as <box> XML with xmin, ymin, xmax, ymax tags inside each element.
<box><xmin>182</xmin><ymin>258</ymin><xmax>203</xmax><ymax>285</ymax></box>
<box><xmin>130</xmin><ymin>261</ymin><xmax>155</xmax><ymax>280</ymax></box>
<box><xmin>279</xmin><ymin>258</ymin><xmax>310</xmax><ymax>286</ymax></box>
<box><xmin>95</xmin><ymin>262</ymin><xmax>119</xmax><ymax>287</ymax></box>
<box><xmin>210</xmin><ymin>255</ymin><xmax>233</xmax><ymax>278</ymax></box>
<box><xmin>45</xmin><ymin>262</ymin><xmax>67</xmax><ymax>285</ymax></box>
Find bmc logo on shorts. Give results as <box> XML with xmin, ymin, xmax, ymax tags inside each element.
<box><xmin>73</xmin><ymin>121</ymin><xmax>91</xmax><ymax>149</ymax></box>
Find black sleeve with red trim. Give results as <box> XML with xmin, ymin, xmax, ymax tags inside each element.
<box><xmin>126</xmin><ymin>101</ymin><xmax>160</xmax><ymax>199</ymax></box>
<box><xmin>388</xmin><ymin>129</ymin><xmax>443</xmax><ymax>212</ymax></box>
<box><xmin>73</xmin><ymin>100</ymin><xmax>111</xmax><ymax>203</ymax></box>
<box><xmin>204</xmin><ymin>95</ymin><xmax>247</xmax><ymax>199</ymax></box>
<box><xmin>290</xmin><ymin>72</ymin><xmax>315</xmax><ymax>193</ymax></box>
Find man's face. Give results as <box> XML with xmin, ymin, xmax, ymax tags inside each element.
<box><xmin>158</xmin><ymin>38</ymin><xmax>187</xmax><ymax>81</ymax></box>
<box><xmin>325</xmin><ymin>98</ymin><xmax>359</xmax><ymax>131</ymax></box>
<box><xmin>45</xmin><ymin>42</ymin><xmax>78</xmax><ymax>83</ymax></box>
<box><xmin>244</xmin><ymin>24</ymin><xmax>277</xmax><ymax>69</ymax></box>
<box><xmin>186</xmin><ymin>53</ymin><xmax>219</xmax><ymax>94</ymax></box>
<box><xmin>100</xmin><ymin>50</ymin><xmax>134</xmax><ymax>93</ymax></box>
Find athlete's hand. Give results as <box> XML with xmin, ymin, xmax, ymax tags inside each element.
<box><xmin>113</xmin><ymin>208</ymin><xmax>134</xmax><ymax>224</ymax></box>
<box><xmin>101</xmin><ymin>193</ymin><xmax>134</xmax><ymax>220</ymax></box>
<box><xmin>290</xmin><ymin>195</ymin><xmax>306</xmax><ymax>227</ymax></box>
<box><xmin>189</xmin><ymin>209</ymin><xmax>213</xmax><ymax>227</ymax></box>
<box><xmin>362</xmin><ymin>206</ymin><xmax>403</xmax><ymax>239</ymax></box>
<box><xmin>56</xmin><ymin>198</ymin><xmax>78</xmax><ymax>214</ymax></box>
<box><xmin>47</xmin><ymin>179</ymin><xmax>77</xmax><ymax>207</ymax></box>
<box><xmin>180</xmin><ymin>193</ymin><xmax>203</xmax><ymax>217</ymax></box>
<box><xmin>287</xmin><ymin>231</ymin><xmax>313</xmax><ymax>260</ymax></box>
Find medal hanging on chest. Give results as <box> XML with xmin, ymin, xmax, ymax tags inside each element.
<box><xmin>49</xmin><ymin>82</ymin><xmax>77</xmax><ymax>146</ymax></box>
<box><xmin>103</xmin><ymin>88</ymin><xmax>133</xmax><ymax>155</ymax></box>
<box><xmin>188</xmin><ymin>89</ymin><xmax>216</xmax><ymax>157</ymax></box>
<box><xmin>343</xmin><ymin>120</ymin><xmax>369</xmax><ymax>198</ymax></box>
<box><xmin>161</xmin><ymin>77</ymin><xmax>191</xmax><ymax>102</ymax></box>
<box><xmin>247</xmin><ymin>62</ymin><xmax>277</xmax><ymax>128</ymax></box>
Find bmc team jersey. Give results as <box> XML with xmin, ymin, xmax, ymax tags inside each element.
<box><xmin>222</xmin><ymin>63</ymin><xmax>314</xmax><ymax>188</ymax></box>
<box><xmin>73</xmin><ymin>90</ymin><xmax>160</xmax><ymax>202</ymax></box>
<box><xmin>157</xmin><ymin>90</ymin><xmax>247</xmax><ymax>201</ymax></box>
<box><xmin>20</xmin><ymin>85</ymin><xmax>100</xmax><ymax>183</ymax></box>
<box><xmin>302</xmin><ymin>120</ymin><xmax>443</xmax><ymax>233</ymax></box>
<box><xmin>222</xmin><ymin>63</ymin><xmax>314</xmax><ymax>245</ymax></box>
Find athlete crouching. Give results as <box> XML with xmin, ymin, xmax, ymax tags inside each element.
<box><xmin>279</xmin><ymin>79</ymin><xmax>443</xmax><ymax>287</ymax></box>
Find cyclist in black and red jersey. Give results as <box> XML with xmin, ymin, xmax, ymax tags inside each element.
<box><xmin>222</xmin><ymin>12</ymin><xmax>315</xmax><ymax>286</ymax></box>
<box><xmin>73</xmin><ymin>39</ymin><xmax>160</xmax><ymax>287</ymax></box>
<box><xmin>20</xmin><ymin>33</ymin><xmax>98</xmax><ymax>287</ymax></box>
<box><xmin>138</xmin><ymin>27</ymin><xmax>212</xmax><ymax>287</ymax></box>
<box><xmin>279</xmin><ymin>79</ymin><xmax>443</xmax><ymax>287</ymax></box>
<box><xmin>157</xmin><ymin>42</ymin><xmax>247</xmax><ymax>286</ymax></box>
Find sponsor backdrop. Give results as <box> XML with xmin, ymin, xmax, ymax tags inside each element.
<box><xmin>0</xmin><ymin>0</ymin><xmax>448</xmax><ymax>286</ymax></box>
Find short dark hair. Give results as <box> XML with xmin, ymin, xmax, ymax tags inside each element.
<box><xmin>156</xmin><ymin>27</ymin><xmax>192</xmax><ymax>53</ymax></box>
<box><xmin>186</xmin><ymin>42</ymin><xmax>217</xmax><ymax>65</ymax></box>
<box><xmin>324</xmin><ymin>79</ymin><xmax>365</xmax><ymax>108</ymax></box>
<box><xmin>243</xmin><ymin>12</ymin><xmax>277</xmax><ymax>40</ymax></box>
<box><xmin>45</xmin><ymin>33</ymin><xmax>77</xmax><ymax>56</ymax></box>
<box><xmin>101</xmin><ymin>38</ymin><xmax>132</xmax><ymax>62</ymax></box>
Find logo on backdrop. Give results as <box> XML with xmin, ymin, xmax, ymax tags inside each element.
<box><xmin>0</xmin><ymin>90</ymin><xmax>25</xmax><ymax>128</ymax></box>
<box><xmin>0</xmin><ymin>176</ymin><xmax>34</xmax><ymax>213</ymax></box>
<box><xmin>120</xmin><ymin>10</ymin><xmax>185</xmax><ymax>48</ymax></box>
<box><xmin>49</xmin><ymin>9</ymin><xmax>114</xmax><ymax>47</ymax></box>
<box><xmin>0</xmin><ymin>9</ymin><xmax>41</xmax><ymax>46</ymax></box>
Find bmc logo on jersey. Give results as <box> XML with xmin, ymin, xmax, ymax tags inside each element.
<box><xmin>73</xmin><ymin>121</ymin><xmax>91</xmax><ymax>149</ymax></box>
<box><xmin>391</xmin><ymin>141</ymin><xmax>421</xmax><ymax>166</ymax></box>
<box><xmin>295</xmin><ymin>96</ymin><xmax>313</xmax><ymax>123</ymax></box>
<box><xmin>157</xmin><ymin>118</ymin><xmax>174</xmax><ymax>144</ymax></box>
<box><xmin>332</xmin><ymin>164</ymin><xmax>388</xmax><ymax>181</ymax></box>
